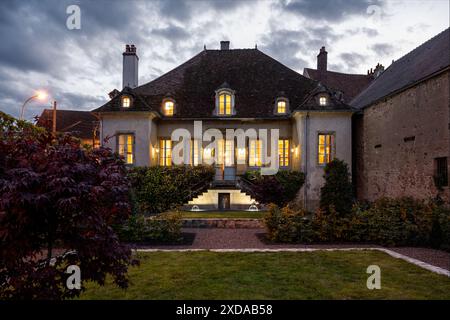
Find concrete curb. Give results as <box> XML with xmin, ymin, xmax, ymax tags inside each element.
<box><xmin>134</xmin><ymin>247</ymin><xmax>450</xmax><ymax>277</ymax></box>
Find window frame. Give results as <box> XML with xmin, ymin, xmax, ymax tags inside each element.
<box><xmin>248</xmin><ymin>139</ymin><xmax>262</xmax><ymax>168</ymax></box>
<box><xmin>434</xmin><ymin>157</ymin><xmax>449</xmax><ymax>187</ymax></box>
<box><xmin>274</xmin><ymin>97</ymin><xmax>289</xmax><ymax>115</ymax></box>
<box><xmin>161</xmin><ymin>98</ymin><xmax>176</xmax><ymax>116</ymax></box>
<box><xmin>317</xmin><ymin>132</ymin><xmax>335</xmax><ymax>166</ymax></box>
<box><xmin>215</xmin><ymin>89</ymin><xmax>235</xmax><ymax>116</ymax></box>
<box><xmin>121</xmin><ymin>95</ymin><xmax>132</xmax><ymax>108</ymax></box>
<box><xmin>319</xmin><ymin>96</ymin><xmax>328</xmax><ymax>106</ymax></box>
<box><xmin>159</xmin><ymin>138</ymin><xmax>172</xmax><ymax>167</ymax></box>
<box><xmin>116</xmin><ymin>132</ymin><xmax>135</xmax><ymax>165</ymax></box>
<box><xmin>278</xmin><ymin>138</ymin><xmax>290</xmax><ymax>168</ymax></box>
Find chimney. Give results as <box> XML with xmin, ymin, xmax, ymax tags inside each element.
<box><xmin>122</xmin><ymin>44</ymin><xmax>139</xmax><ymax>89</ymax></box>
<box><xmin>220</xmin><ymin>41</ymin><xmax>230</xmax><ymax>50</ymax></box>
<box><xmin>373</xmin><ymin>63</ymin><xmax>385</xmax><ymax>78</ymax></box>
<box><xmin>317</xmin><ymin>46</ymin><xmax>328</xmax><ymax>74</ymax></box>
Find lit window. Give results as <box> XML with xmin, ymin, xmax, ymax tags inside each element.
<box><xmin>249</xmin><ymin>140</ymin><xmax>262</xmax><ymax>167</ymax></box>
<box><xmin>122</xmin><ymin>96</ymin><xmax>131</xmax><ymax>108</ymax></box>
<box><xmin>218</xmin><ymin>92</ymin><xmax>232</xmax><ymax>115</ymax></box>
<box><xmin>278</xmin><ymin>139</ymin><xmax>290</xmax><ymax>167</ymax></box>
<box><xmin>159</xmin><ymin>139</ymin><xmax>172</xmax><ymax>166</ymax></box>
<box><xmin>319</xmin><ymin>96</ymin><xmax>327</xmax><ymax>106</ymax></box>
<box><xmin>318</xmin><ymin>133</ymin><xmax>335</xmax><ymax>165</ymax></box>
<box><xmin>164</xmin><ymin>100</ymin><xmax>174</xmax><ymax>116</ymax></box>
<box><xmin>217</xmin><ymin>139</ymin><xmax>234</xmax><ymax>166</ymax></box>
<box><xmin>277</xmin><ymin>101</ymin><xmax>286</xmax><ymax>114</ymax></box>
<box><xmin>192</xmin><ymin>140</ymin><xmax>202</xmax><ymax>166</ymax></box>
<box><xmin>118</xmin><ymin>134</ymin><xmax>134</xmax><ymax>164</ymax></box>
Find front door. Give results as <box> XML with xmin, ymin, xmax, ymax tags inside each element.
<box><xmin>215</xmin><ymin>139</ymin><xmax>236</xmax><ymax>181</ymax></box>
<box><xmin>218</xmin><ymin>193</ymin><xmax>231</xmax><ymax>210</ymax></box>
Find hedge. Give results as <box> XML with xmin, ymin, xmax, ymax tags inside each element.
<box><xmin>128</xmin><ymin>165</ymin><xmax>215</xmax><ymax>214</ymax></box>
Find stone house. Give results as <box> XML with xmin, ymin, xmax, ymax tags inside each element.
<box><xmin>93</xmin><ymin>42</ymin><xmax>354</xmax><ymax>210</ymax></box>
<box><xmin>351</xmin><ymin>28</ymin><xmax>450</xmax><ymax>203</ymax></box>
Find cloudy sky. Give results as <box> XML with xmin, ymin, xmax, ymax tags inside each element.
<box><xmin>0</xmin><ymin>0</ymin><xmax>448</xmax><ymax>120</ymax></box>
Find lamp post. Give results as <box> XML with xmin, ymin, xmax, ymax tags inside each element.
<box><xmin>20</xmin><ymin>90</ymin><xmax>48</xmax><ymax>120</ymax></box>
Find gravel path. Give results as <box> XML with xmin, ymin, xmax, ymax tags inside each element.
<box><xmin>136</xmin><ymin>228</ymin><xmax>450</xmax><ymax>272</ymax></box>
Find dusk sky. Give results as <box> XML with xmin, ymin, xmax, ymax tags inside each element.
<box><xmin>0</xmin><ymin>0</ymin><xmax>448</xmax><ymax>121</ymax></box>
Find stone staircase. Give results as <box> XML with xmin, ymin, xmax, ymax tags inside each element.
<box><xmin>184</xmin><ymin>185</ymin><xmax>258</xmax><ymax>211</ymax></box>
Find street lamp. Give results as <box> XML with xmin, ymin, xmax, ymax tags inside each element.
<box><xmin>20</xmin><ymin>90</ymin><xmax>48</xmax><ymax>120</ymax></box>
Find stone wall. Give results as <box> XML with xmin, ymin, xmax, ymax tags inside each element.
<box><xmin>354</xmin><ymin>71</ymin><xmax>450</xmax><ymax>203</ymax></box>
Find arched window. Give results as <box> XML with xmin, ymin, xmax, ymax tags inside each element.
<box><xmin>163</xmin><ymin>100</ymin><xmax>174</xmax><ymax>116</ymax></box>
<box><xmin>218</xmin><ymin>91</ymin><xmax>232</xmax><ymax>115</ymax></box>
<box><xmin>274</xmin><ymin>97</ymin><xmax>289</xmax><ymax>115</ymax></box>
<box><xmin>319</xmin><ymin>96</ymin><xmax>328</xmax><ymax>106</ymax></box>
<box><xmin>122</xmin><ymin>96</ymin><xmax>131</xmax><ymax>108</ymax></box>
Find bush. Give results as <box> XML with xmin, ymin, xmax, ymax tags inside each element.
<box><xmin>263</xmin><ymin>198</ymin><xmax>450</xmax><ymax>251</ymax></box>
<box><xmin>320</xmin><ymin>159</ymin><xmax>353</xmax><ymax>216</ymax></box>
<box><xmin>263</xmin><ymin>204</ymin><xmax>314</xmax><ymax>243</ymax></box>
<box><xmin>0</xmin><ymin>114</ymin><xmax>135</xmax><ymax>300</ymax></box>
<box><xmin>241</xmin><ymin>170</ymin><xmax>305</xmax><ymax>207</ymax></box>
<box><xmin>117</xmin><ymin>212</ymin><xmax>182</xmax><ymax>243</ymax></box>
<box><xmin>129</xmin><ymin>165</ymin><xmax>215</xmax><ymax>214</ymax></box>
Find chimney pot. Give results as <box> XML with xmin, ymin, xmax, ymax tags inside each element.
<box><xmin>220</xmin><ymin>41</ymin><xmax>230</xmax><ymax>50</ymax></box>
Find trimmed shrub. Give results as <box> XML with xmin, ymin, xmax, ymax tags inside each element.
<box><xmin>320</xmin><ymin>159</ymin><xmax>353</xmax><ymax>216</ymax></box>
<box><xmin>241</xmin><ymin>170</ymin><xmax>305</xmax><ymax>207</ymax></box>
<box><xmin>263</xmin><ymin>204</ymin><xmax>314</xmax><ymax>243</ymax></box>
<box><xmin>117</xmin><ymin>212</ymin><xmax>182</xmax><ymax>243</ymax></box>
<box><xmin>128</xmin><ymin>165</ymin><xmax>215</xmax><ymax>214</ymax></box>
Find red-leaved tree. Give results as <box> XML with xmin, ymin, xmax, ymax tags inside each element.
<box><xmin>0</xmin><ymin>112</ymin><xmax>136</xmax><ymax>299</ymax></box>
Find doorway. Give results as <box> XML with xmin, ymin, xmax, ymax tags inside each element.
<box><xmin>218</xmin><ymin>193</ymin><xmax>231</xmax><ymax>210</ymax></box>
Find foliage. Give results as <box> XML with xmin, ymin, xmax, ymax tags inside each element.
<box><xmin>263</xmin><ymin>197</ymin><xmax>450</xmax><ymax>251</ymax></box>
<box><xmin>241</xmin><ymin>170</ymin><xmax>305</xmax><ymax>207</ymax></box>
<box><xmin>263</xmin><ymin>204</ymin><xmax>314</xmax><ymax>243</ymax></box>
<box><xmin>0</xmin><ymin>114</ymin><xmax>135</xmax><ymax>300</ymax></box>
<box><xmin>128</xmin><ymin>165</ymin><xmax>215</xmax><ymax>214</ymax></box>
<box><xmin>117</xmin><ymin>212</ymin><xmax>182</xmax><ymax>243</ymax></box>
<box><xmin>320</xmin><ymin>159</ymin><xmax>353</xmax><ymax>216</ymax></box>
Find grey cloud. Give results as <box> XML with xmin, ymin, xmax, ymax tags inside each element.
<box><xmin>370</xmin><ymin>43</ymin><xmax>395</xmax><ymax>56</ymax></box>
<box><xmin>278</xmin><ymin>0</ymin><xmax>385</xmax><ymax>22</ymax></box>
<box><xmin>339</xmin><ymin>52</ymin><xmax>366</xmax><ymax>71</ymax></box>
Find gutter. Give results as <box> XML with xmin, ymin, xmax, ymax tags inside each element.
<box><xmin>303</xmin><ymin>112</ymin><xmax>309</xmax><ymax>209</ymax></box>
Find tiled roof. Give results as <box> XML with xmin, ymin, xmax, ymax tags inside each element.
<box><xmin>303</xmin><ymin>68</ymin><xmax>373</xmax><ymax>103</ymax></box>
<box><xmin>351</xmin><ymin>28</ymin><xmax>450</xmax><ymax>109</ymax></box>
<box><xmin>93</xmin><ymin>48</ymin><xmax>353</xmax><ymax>117</ymax></box>
<box><xmin>36</xmin><ymin>109</ymin><xmax>98</xmax><ymax>139</ymax></box>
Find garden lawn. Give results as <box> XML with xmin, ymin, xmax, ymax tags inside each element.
<box><xmin>179</xmin><ymin>211</ymin><xmax>265</xmax><ymax>219</ymax></box>
<box><xmin>78</xmin><ymin>251</ymin><xmax>450</xmax><ymax>300</ymax></box>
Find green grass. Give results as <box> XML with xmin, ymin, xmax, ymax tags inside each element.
<box><xmin>180</xmin><ymin>210</ymin><xmax>265</xmax><ymax>219</ymax></box>
<box><xmin>78</xmin><ymin>251</ymin><xmax>450</xmax><ymax>299</ymax></box>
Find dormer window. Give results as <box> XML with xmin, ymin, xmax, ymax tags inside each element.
<box><xmin>215</xmin><ymin>83</ymin><xmax>235</xmax><ymax>116</ymax></box>
<box><xmin>122</xmin><ymin>96</ymin><xmax>131</xmax><ymax>108</ymax></box>
<box><xmin>218</xmin><ymin>92</ymin><xmax>232</xmax><ymax>115</ymax></box>
<box><xmin>319</xmin><ymin>96</ymin><xmax>327</xmax><ymax>106</ymax></box>
<box><xmin>275</xmin><ymin>97</ymin><xmax>289</xmax><ymax>115</ymax></box>
<box><xmin>163</xmin><ymin>100</ymin><xmax>174</xmax><ymax>116</ymax></box>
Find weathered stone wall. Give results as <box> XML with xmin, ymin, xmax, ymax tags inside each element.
<box><xmin>355</xmin><ymin>71</ymin><xmax>450</xmax><ymax>202</ymax></box>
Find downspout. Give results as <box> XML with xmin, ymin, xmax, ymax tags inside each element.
<box><xmin>303</xmin><ymin>112</ymin><xmax>309</xmax><ymax>209</ymax></box>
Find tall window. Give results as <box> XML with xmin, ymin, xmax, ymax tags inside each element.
<box><xmin>192</xmin><ymin>140</ymin><xmax>201</xmax><ymax>166</ymax></box>
<box><xmin>218</xmin><ymin>92</ymin><xmax>232</xmax><ymax>115</ymax></box>
<box><xmin>435</xmin><ymin>157</ymin><xmax>448</xmax><ymax>187</ymax></box>
<box><xmin>277</xmin><ymin>100</ymin><xmax>286</xmax><ymax>114</ymax></box>
<box><xmin>278</xmin><ymin>139</ymin><xmax>290</xmax><ymax>167</ymax></box>
<box><xmin>217</xmin><ymin>139</ymin><xmax>234</xmax><ymax>166</ymax></box>
<box><xmin>249</xmin><ymin>140</ymin><xmax>262</xmax><ymax>167</ymax></box>
<box><xmin>117</xmin><ymin>134</ymin><xmax>134</xmax><ymax>164</ymax></box>
<box><xmin>122</xmin><ymin>96</ymin><xmax>131</xmax><ymax>108</ymax></box>
<box><xmin>159</xmin><ymin>139</ymin><xmax>172</xmax><ymax>166</ymax></box>
<box><xmin>318</xmin><ymin>133</ymin><xmax>334</xmax><ymax>165</ymax></box>
<box><xmin>163</xmin><ymin>100</ymin><xmax>174</xmax><ymax>116</ymax></box>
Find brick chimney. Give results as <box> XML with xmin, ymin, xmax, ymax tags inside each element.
<box><xmin>220</xmin><ymin>41</ymin><xmax>230</xmax><ymax>50</ymax></box>
<box><xmin>317</xmin><ymin>46</ymin><xmax>328</xmax><ymax>73</ymax></box>
<box><xmin>122</xmin><ymin>44</ymin><xmax>139</xmax><ymax>89</ymax></box>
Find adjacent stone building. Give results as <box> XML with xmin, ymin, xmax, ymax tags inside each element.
<box><xmin>351</xmin><ymin>28</ymin><xmax>450</xmax><ymax>203</ymax></box>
